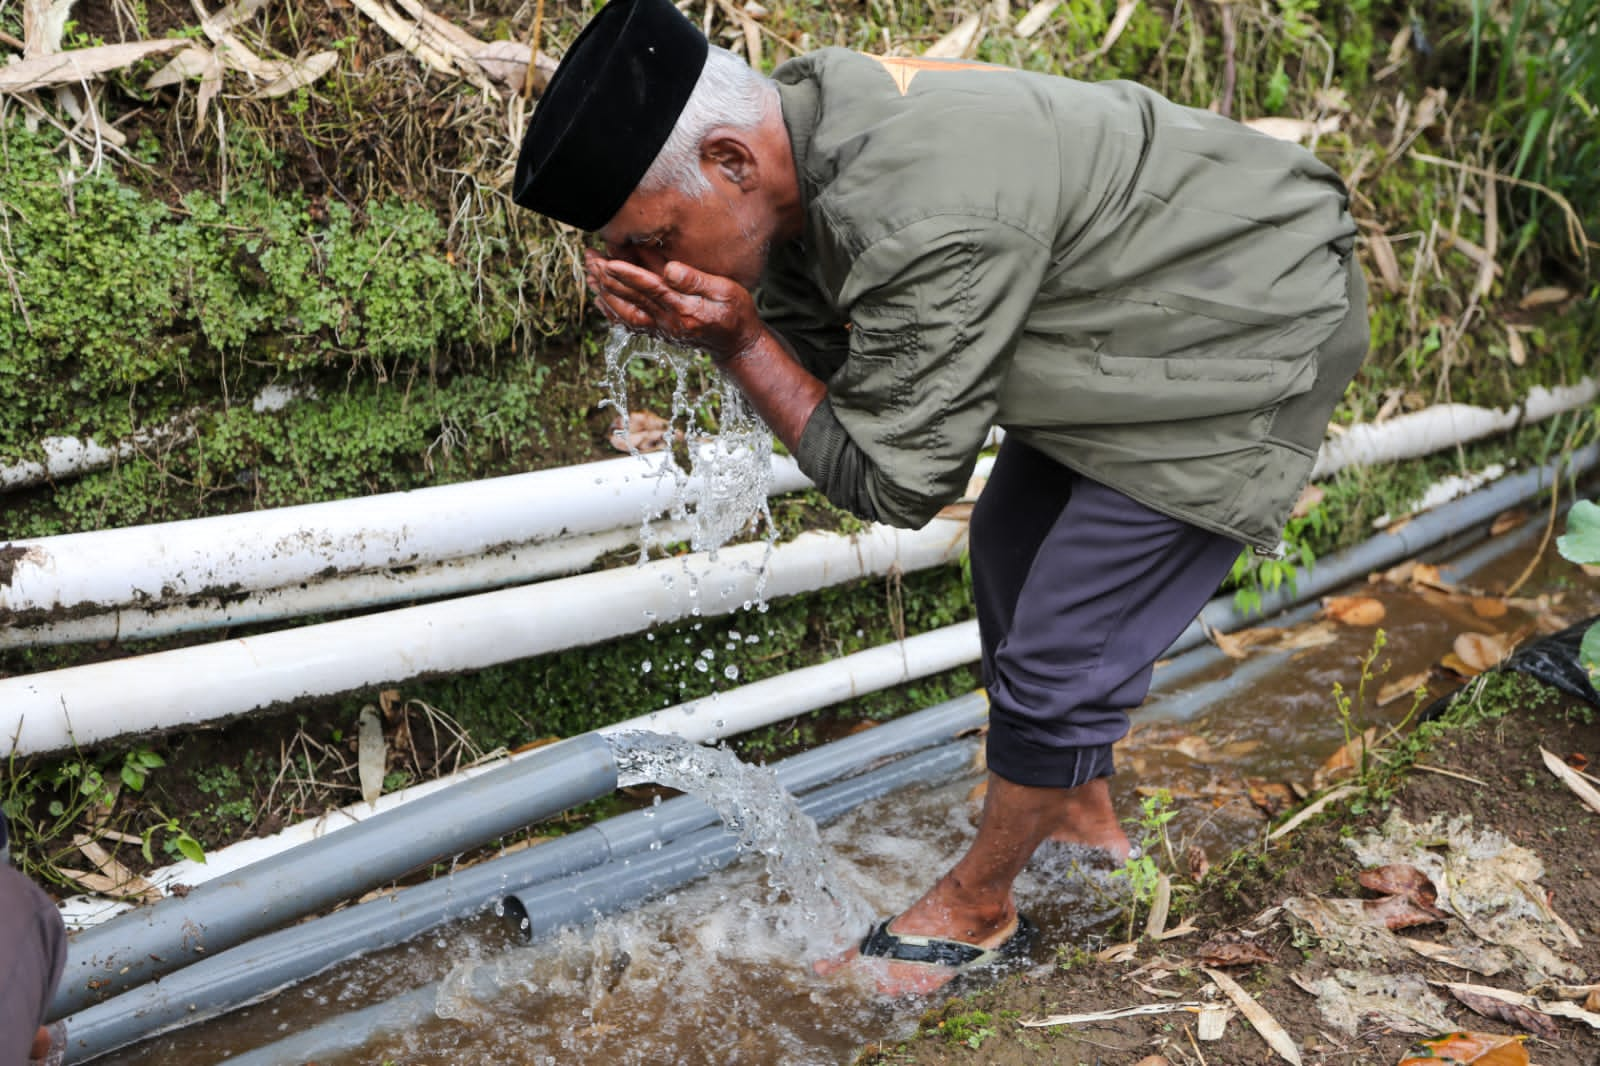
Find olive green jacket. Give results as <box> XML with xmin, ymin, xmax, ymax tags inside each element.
<box><xmin>761</xmin><ymin>48</ymin><xmax>1366</xmax><ymax>551</ymax></box>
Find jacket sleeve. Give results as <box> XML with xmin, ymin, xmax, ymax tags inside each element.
<box><xmin>794</xmin><ymin>215</ymin><xmax>1052</xmax><ymax>528</ymax></box>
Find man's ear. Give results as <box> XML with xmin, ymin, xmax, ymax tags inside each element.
<box><xmin>702</xmin><ymin>133</ymin><xmax>758</xmax><ymax>189</ymax></box>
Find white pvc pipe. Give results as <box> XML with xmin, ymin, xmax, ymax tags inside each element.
<box><xmin>1311</xmin><ymin>379</ymin><xmax>1597</xmax><ymax>480</ymax></box>
<box><xmin>0</xmin><ymin>519</ymin><xmax>695</xmax><ymax>649</ymax></box>
<box><xmin>2</xmin><ymin>519</ymin><xmax>968</xmax><ymax>756</ymax></box>
<box><xmin>0</xmin><ymin>454</ymin><xmax>813</xmax><ymax>619</ymax></box>
<box><xmin>56</xmin><ymin>619</ymin><xmax>983</xmax><ymax>930</ymax></box>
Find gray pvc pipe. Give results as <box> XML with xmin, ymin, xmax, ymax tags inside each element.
<box><xmin>59</xmin><ymin>698</ymin><xmax>985</xmax><ymax>1063</ymax></box>
<box><xmin>51</xmin><ymin>732</ymin><xmax>618</xmax><ymax>1020</ymax></box>
<box><xmin>198</xmin><ymin>740</ymin><xmax>980</xmax><ymax>1066</ymax></box>
<box><xmin>1168</xmin><ymin>442</ymin><xmax>1600</xmax><ymax>657</ymax></box>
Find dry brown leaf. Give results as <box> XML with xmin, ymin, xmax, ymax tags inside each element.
<box><xmin>1364</xmin><ymin>892</ymin><xmax>1448</xmax><ymax>931</ymax></box>
<box><xmin>1169</xmin><ymin>734</ymin><xmax>1213</xmax><ymax>761</ymax></box>
<box><xmin>1540</xmin><ymin>746</ymin><xmax>1600</xmax><ymax>816</ymax></box>
<box><xmin>1245</xmin><ymin>778</ymin><xmax>1295</xmax><ymax>817</ymax></box>
<box><xmin>1567</xmin><ymin>752</ymin><xmax>1590</xmax><ymax>773</ymax></box>
<box><xmin>1518</xmin><ymin>285</ymin><xmax>1570</xmax><ymax>309</ymax></box>
<box><xmin>1132</xmin><ymin>1057</ymin><xmax>1173</xmax><ymax>1066</ymax></box>
<box><xmin>1367</xmin><ymin>231</ymin><xmax>1404</xmax><ymax>292</ymax></box>
<box><xmin>1447</xmin><ymin>986</ymin><xmax>1559</xmax><ymax>1041</ymax></box>
<box><xmin>1196</xmin><ymin>933</ymin><xmax>1275</xmax><ymax>968</ymax></box>
<box><xmin>254</xmin><ymin>50</ymin><xmax>338</xmax><ymax>98</ymax></box>
<box><xmin>1505</xmin><ymin>327</ymin><xmax>1527</xmax><ymax>368</ymax></box>
<box><xmin>1324</xmin><ymin>595</ymin><xmax>1386</xmax><ymax>626</ymax></box>
<box><xmin>1470</xmin><ymin>597</ymin><xmax>1509</xmax><ymax>619</ymax></box>
<box><xmin>1378</xmin><ymin>671</ymin><xmax>1433</xmax><ymax>707</ymax></box>
<box><xmin>1441</xmin><ymin>652</ymin><xmax>1481</xmax><ymax>678</ymax></box>
<box><xmin>1211</xmin><ymin>625</ymin><xmax>1283</xmax><ymax>659</ymax></box>
<box><xmin>1398</xmin><ymin>1031</ymin><xmax>1528</xmax><ymax>1066</ymax></box>
<box><xmin>1454</xmin><ymin>631</ymin><xmax>1517</xmax><ymax>674</ymax></box>
<box><xmin>1358</xmin><ymin>864</ymin><xmax>1438</xmax><ymax>904</ymax></box>
<box><xmin>1276</xmin><ymin>620</ymin><xmax>1341</xmax><ymax>650</ymax></box>
<box><xmin>1204</xmin><ymin>967</ymin><xmax>1302</xmax><ymax>1064</ymax></box>
<box><xmin>1187</xmin><ymin>845</ymin><xmax>1211</xmax><ymax>884</ymax></box>
<box><xmin>1490</xmin><ymin>510</ymin><xmax>1527</xmax><ymax>536</ymax></box>
<box><xmin>1586</xmin><ymin>989</ymin><xmax>1600</xmax><ymax>1013</ymax></box>
<box><xmin>1409</xmin><ymin>562</ymin><xmax>1455</xmax><ymax>591</ymax></box>
<box><xmin>1218</xmin><ymin>739</ymin><xmax>1263</xmax><ymax>757</ymax></box>
<box><xmin>1312</xmin><ymin>727</ymin><xmax>1377</xmax><ymax>790</ymax></box>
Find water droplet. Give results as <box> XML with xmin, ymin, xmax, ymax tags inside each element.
<box><xmin>694</xmin><ymin>659</ymin><xmax>709</xmax><ymax>673</ymax></box>
<box><xmin>724</xmin><ymin>665</ymin><xmax>740</xmax><ymax>680</ymax></box>
<box><xmin>641</xmin><ymin>660</ymin><xmax>652</xmax><ymax>673</ymax></box>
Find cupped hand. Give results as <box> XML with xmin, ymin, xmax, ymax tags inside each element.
<box><xmin>584</xmin><ymin>251</ymin><xmax>764</xmax><ymax>362</ymax></box>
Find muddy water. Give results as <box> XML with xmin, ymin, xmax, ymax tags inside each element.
<box><xmin>101</xmin><ymin>534</ymin><xmax>1600</xmax><ymax>1066</ymax></box>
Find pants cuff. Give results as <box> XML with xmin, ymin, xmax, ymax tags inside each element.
<box><xmin>985</xmin><ymin>726</ymin><xmax>1115</xmax><ymax>789</ymax></box>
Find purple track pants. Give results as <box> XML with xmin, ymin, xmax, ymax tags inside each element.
<box><xmin>971</xmin><ymin>438</ymin><xmax>1242</xmax><ymax>789</ymax></box>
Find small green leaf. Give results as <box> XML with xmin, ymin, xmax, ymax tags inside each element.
<box><xmin>121</xmin><ymin>765</ymin><xmax>146</xmax><ymax>792</ymax></box>
<box><xmin>1581</xmin><ymin>624</ymin><xmax>1600</xmax><ymax>683</ymax></box>
<box><xmin>136</xmin><ymin>751</ymin><xmax>166</xmax><ymax>770</ymax></box>
<box><xmin>176</xmin><ymin>834</ymin><xmax>207</xmax><ymax>864</ymax></box>
<box><xmin>1556</xmin><ymin>500</ymin><xmax>1600</xmax><ymax>565</ymax></box>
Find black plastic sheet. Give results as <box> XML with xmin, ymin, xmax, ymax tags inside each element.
<box><xmin>1502</xmin><ymin>616</ymin><xmax>1600</xmax><ymax>708</ymax></box>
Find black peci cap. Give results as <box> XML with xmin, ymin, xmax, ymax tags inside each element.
<box><xmin>512</xmin><ymin>0</ymin><xmax>710</xmax><ymax>231</ymax></box>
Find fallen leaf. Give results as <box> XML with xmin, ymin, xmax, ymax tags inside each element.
<box><xmin>1470</xmin><ymin>597</ymin><xmax>1509</xmax><ymax>619</ymax></box>
<box><xmin>1378</xmin><ymin>671</ymin><xmax>1432</xmax><ymax>707</ymax></box>
<box><xmin>1567</xmin><ymin>752</ymin><xmax>1590</xmax><ymax>772</ymax></box>
<box><xmin>1197</xmin><ymin>933</ymin><xmax>1275</xmax><ymax>968</ymax></box>
<box><xmin>1453</xmin><ymin>631</ymin><xmax>1517</xmax><ymax>674</ymax></box>
<box><xmin>1409</xmin><ymin>563</ymin><xmax>1455</xmax><ymax>592</ymax></box>
<box><xmin>1587</xmin><ymin>989</ymin><xmax>1600</xmax><ymax>1013</ymax></box>
<box><xmin>1204</xmin><ymin>967</ymin><xmax>1302</xmax><ymax>1064</ymax></box>
<box><xmin>1398</xmin><ymin>1031</ymin><xmax>1528</xmax><ymax>1066</ymax></box>
<box><xmin>1440</xmin><ymin>652</ymin><xmax>1481</xmax><ymax>678</ymax></box>
<box><xmin>1359</xmin><ymin>863</ymin><xmax>1437</xmax><ymax>901</ymax></box>
<box><xmin>1187</xmin><ymin>845</ymin><xmax>1211</xmax><ymax>884</ymax></box>
<box><xmin>1297</xmin><ymin>969</ymin><xmax>1455</xmax><ymax>1036</ymax></box>
<box><xmin>1364</xmin><ymin>892</ymin><xmax>1448</xmax><ymax>930</ymax></box>
<box><xmin>1313</xmin><ymin>727</ymin><xmax>1378</xmax><ymax>789</ymax></box>
<box><xmin>1132</xmin><ymin>1058</ymin><xmax>1172</xmax><ymax>1066</ymax></box>
<box><xmin>1448</xmin><ymin>985</ymin><xmax>1559</xmax><ymax>1040</ymax></box>
<box><xmin>1211</xmin><ymin>625</ymin><xmax>1283</xmax><ymax>659</ymax></box>
<box><xmin>1267</xmin><ymin>785</ymin><xmax>1360</xmax><ymax>841</ymax></box>
<box><xmin>1276</xmin><ymin>620</ymin><xmax>1341</xmax><ymax>651</ymax></box>
<box><xmin>1169</xmin><ymin>734</ymin><xmax>1213</xmax><ymax>761</ymax></box>
<box><xmin>1246</xmin><ymin>778</ymin><xmax>1295</xmax><ymax>817</ymax></box>
<box><xmin>1398</xmin><ymin>937</ymin><xmax>1512</xmax><ymax>976</ymax></box>
<box><xmin>1490</xmin><ymin>510</ymin><xmax>1527</xmax><ymax>536</ymax></box>
<box><xmin>1438</xmin><ymin>981</ymin><xmax>1600</xmax><ymax>1031</ymax></box>
<box><xmin>1518</xmin><ymin>285</ymin><xmax>1569</xmax><ymax>309</ymax></box>
<box><xmin>1218</xmin><ymin>739</ymin><xmax>1263</xmax><ymax>757</ymax></box>
<box><xmin>1540</xmin><ymin>746</ymin><xmax>1600</xmax><ymax>816</ymax></box>
<box><xmin>1504</xmin><ymin>326</ymin><xmax>1529</xmax><ymax>368</ymax></box>
<box><xmin>924</xmin><ymin>12</ymin><xmax>982</xmax><ymax>58</ymax></box>
<box><xmin>1324</xmin><ymin>595</ymin><xmax>1386</xmax><ymax>626</ymax></box>
<box><xmin>1367</xmin><ymin>231</ymin><xmax>1404</xmax><ymax>292</ymax></box>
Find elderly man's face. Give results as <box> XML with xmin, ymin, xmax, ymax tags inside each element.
<box><xmin>596</xmin><ymin>172</ymin><xmax>774</xmax><ymax>291</ymax></box>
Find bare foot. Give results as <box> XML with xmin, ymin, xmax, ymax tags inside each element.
<box><xmin>1042</xmin><ymin>777</ymin><xmax>1131</xmax><ymax>859</ymax></box>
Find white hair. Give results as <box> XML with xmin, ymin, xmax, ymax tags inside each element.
<box><xmin>638</xmin><ymin>46</ymin><xmax>778</xmax><ymax>196</ymax></box>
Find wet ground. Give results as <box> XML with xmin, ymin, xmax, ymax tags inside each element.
<box><xmin>98</xmin><ymin>526</ymin><xmax>1600</xmax><ymax>1066</ymax></box>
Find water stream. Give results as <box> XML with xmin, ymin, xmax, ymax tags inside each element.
<box><xmin>600</xmin><ymin>326</ymin><xmax>777</xmax><ymax>560</ymax></box>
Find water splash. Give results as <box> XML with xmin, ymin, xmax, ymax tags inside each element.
<box><xmin>607</xmin><ymin>730</ymin><xmax>873</xmax><ymax>955</ymax></box>
<box><xmin>598</xmin><ymin>326</ymin><xmax>777</xmax><ymax>560</ymax></box>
